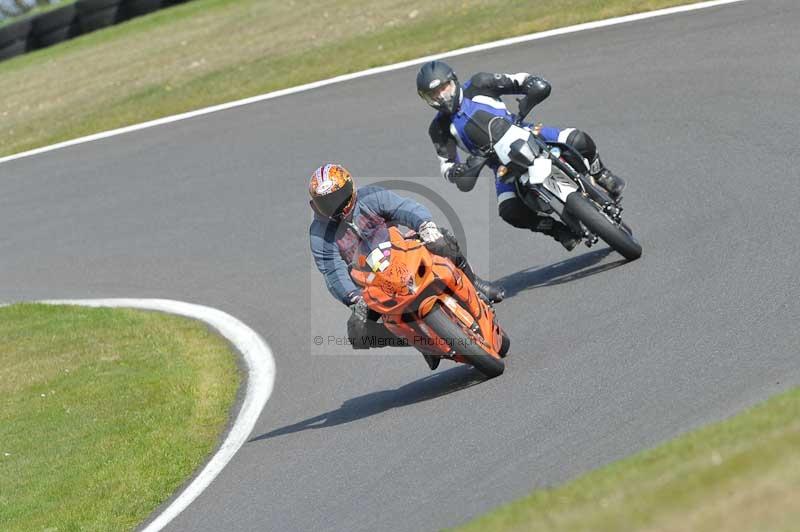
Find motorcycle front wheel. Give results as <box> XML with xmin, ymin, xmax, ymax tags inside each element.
<box><xmin>424</xmin><ymin>304</ymin><xmax>505</xmax><ymax>378</ymax></box>
<box><xmin>565</xmin><ymin>192</ymin><xmax>642</xmax><ymax>260</ymax></box>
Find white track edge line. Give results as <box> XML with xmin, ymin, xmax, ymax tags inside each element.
<box><xmin>0</xmin><ymin>0</ymin><xmax>745</xmax><ymax>166</ymax></box>
<box><xmin>38</xmin><ymin>298</ymin><xmax>275</xmax><ymax>532</ymax></box>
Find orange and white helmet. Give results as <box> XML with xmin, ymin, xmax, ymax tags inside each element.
<box><xmin>309</xmin><ymin>164</ymin><xmax>357</xmax><ymax>220</ymax></box>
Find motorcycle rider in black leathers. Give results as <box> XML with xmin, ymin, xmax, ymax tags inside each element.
<box><xmin>417</xmin><ymin>61</ymin><xmax>626</xmax><ymax>250</ymax></box>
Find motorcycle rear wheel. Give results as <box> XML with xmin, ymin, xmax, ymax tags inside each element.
<box><xmin>424</xmin><ymin>304</ymin><xmax>504</xmax><ymax>378</ymax></box>
<box><xmin>566</xmin><ymin>192</ymin><xmax>642</xmax><ymax>260</ymax></box>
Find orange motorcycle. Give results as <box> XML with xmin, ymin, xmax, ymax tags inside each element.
<box><xmin>350</xmin><ymin>226</ymin><xmax>509</xmax><ymax>378</ymax></box>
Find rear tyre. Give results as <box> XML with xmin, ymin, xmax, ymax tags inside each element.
<box><xmin>565</xmin><ymin>192</ymin><xmax>642</xmax><ymax>260</ymax></box>
<box><xmin>424</xmin><ymin>305</ymin><xmax>504</xmax><ymax>378</ymax></box>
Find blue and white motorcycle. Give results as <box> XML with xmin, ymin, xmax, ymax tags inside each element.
<box><xmin>462</xmin><ymin>115</ymin><xmax>642</xmax><ymax>260</ymax></box>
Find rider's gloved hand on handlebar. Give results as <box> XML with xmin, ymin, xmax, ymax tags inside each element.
<box><xmin>419</xmin><ymin>223</ymin><xmax>506</xmax><ymax>303</ymax></box>
<box><xmin>418</xmin><ymin>221</ymin><xmax>444</xmax><ymax>244</ymax></box>
<box><xmin>346</xmin><ymin>290</ymin><xmax>363</xmax><ymax>305</ymax></box>
<box><xmin>445</xmin><ymin>163</ymin><xmax>469</xmax><ymax>183</ymax></box>
<box><xmin>419</xmin><ymin>221</ymin><xmax>460</xmax><ymax>259</ymax></box>
<box><xmin>346</xmin><ymin>294</ymin><xmax>370</xmax><ymax>350</ymax></box>
<box><xmin>446</xmin><ymin>162</ymin><xmax>480</xmax><ymax>192</ymax></box>
<box><xmin>521</xmin><ymin>76</ymin><xmax>551</xmax><ymax>97</ymax></box>
<box><xmin>516</xmin><ymin>76</ymin><xmax>551</xmax><ymax>124</ymax></box>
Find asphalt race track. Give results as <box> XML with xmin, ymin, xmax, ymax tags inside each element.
<box><xmin>2</xmin><ymin>1</ymin><xmax>799</xmax><ymax>530</ymax></box>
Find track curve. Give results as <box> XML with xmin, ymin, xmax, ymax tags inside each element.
<box><xmin>2</xmin><ymin>1</ymin><xmax>799</xmax><ymax>530</ymax></box>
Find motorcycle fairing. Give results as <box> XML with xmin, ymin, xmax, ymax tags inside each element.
<box><xmin>351</xmin><ymin>227</ymin><xmax>502</xmax><ymax>358</ymax></box>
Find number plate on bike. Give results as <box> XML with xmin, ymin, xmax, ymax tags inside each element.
<box><xmin>529</xmin><ymin>157</ymin><xmax>552</xmax><ymax>185</ymax></box>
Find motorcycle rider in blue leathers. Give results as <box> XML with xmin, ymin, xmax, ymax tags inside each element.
<box><xmin>416</xmin><ymin>61</ymin><xmax>626</xmax><ymax>250</ymax></box>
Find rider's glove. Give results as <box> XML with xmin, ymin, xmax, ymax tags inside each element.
<box><xmin>521</xmin><ymin>75</ymin><xmax>551</xmax><ymax>96</ymax></box>
<box><xmin>420</xmin><ymin>222</ymin><xmax>461</xmax><ymax>260</ymax></box>
<box><xmin>418</xmin><ymin>221</ymin><xmax>444</xmax><ymax>244</ymax></box>
<box><xmin>517</xmin><ymin>76</ymin><xmax>551</xmax><ymax>123</ymax></box>
<box><xmin>349</xmin><ymin>296</ymin><xmax>369</xmax><ymax>322</ymax></box>
<box><xmin>346</xmin><ymin>295</ymin><xmax>370</xmax><ymax>350</ymax></box>
<box><xmin>445</xmin><ymin>163</ymin><xmax>469</xmax><ymax>183</ymax></box>
<box><xmin>346</xmin><ymin>290</ymin><xmax>363</xmax><ymax>306</ymax></box>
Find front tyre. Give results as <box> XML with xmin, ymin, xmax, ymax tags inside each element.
<box><xmin>498</xmin><ymin>328</ymin><xmax>510</xmax><ymax>358</ymax></box>
<box><xmin>424</xmin><ymin>305</ymin><xmax>505</xmax><ymax>378</ymax></box>
<box><xmin>566</xmin><ymin>193</ymin><xmax>642</xmax><ymax>260</ymax></box>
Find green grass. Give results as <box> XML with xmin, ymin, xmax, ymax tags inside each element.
<box><xmin>454</xmin><ymin>387</ymin><xmax>800</xmax><ymax>532</ymax></box>
<box><xmin>0</xmin><ymin>0</ymin><xmax>698</xmax><ymax>157</ymax></box>
<box><xmin>0</xmin><ymin>304</ymin><xmax>240</xmax><ymax>532</ymax></box>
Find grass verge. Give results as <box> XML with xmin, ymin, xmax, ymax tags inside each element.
<box><xmin>0</xmin><ymin>0</ymin><xmax>699</xmax><ymax>157</ymax></box>
<box><xmin>454</xmin><ymin>386</ymin><xmax>800</xmax><ymax>532</ymax></box>
<box><xmin>0</xmin><ymin>303</ymin><xmax>240</xmax><ymax>531</ymax></box>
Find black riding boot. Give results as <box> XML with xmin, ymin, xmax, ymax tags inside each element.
<box><xmin>456</xmin><ymin>256</ymin><xmax>506</xmax><ymax>303</ymax></box>
<box><xmin>533</xmin><ymin>218</ymin><xmax>581</xmax><ymax>251</ymax></box>
<box><xmin>591</xmin><ymin>156</ymin><xmax>626</xmax><ymax>200</ymax></box>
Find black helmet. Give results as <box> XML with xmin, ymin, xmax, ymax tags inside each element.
<box><xmin>416</xmin><ymin>61</ymin><xmax>461</xmax><ymax>114</ymax></box>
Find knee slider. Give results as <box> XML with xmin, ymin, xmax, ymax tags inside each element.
<box><xmin>565</xmin><ymin>129</ymin><xmax>597</xmax><ymax>161</ymax></box>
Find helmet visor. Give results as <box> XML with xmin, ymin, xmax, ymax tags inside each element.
<box><xmin>421</xmin><ymin>80</ymin><xmax>457</xmax><ymax>109</ymax></box>
<box><xmin>312</xmin><ymin>179</ymin><xmax>355</xmax><ymax>220</ymax></box>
